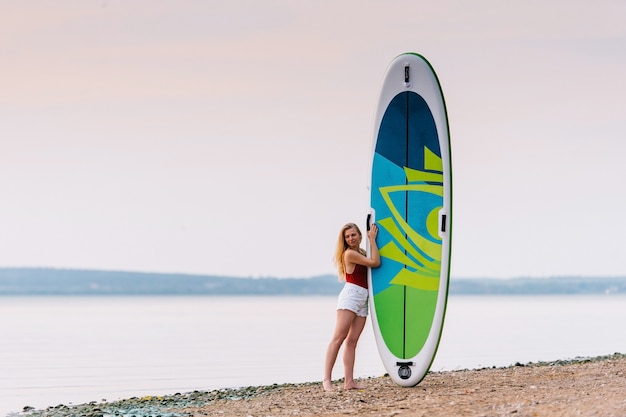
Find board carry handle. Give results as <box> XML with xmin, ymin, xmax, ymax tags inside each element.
<box><xmin>439</xmin><ymin>209</ymin><xmax>448</xmax><ymax>235</ymax></box>
<box><xmin>404</xmin><ymin>62</ymin><xmax>412</xmax><ymax>88</ymax></box>
<box><xmin>366</xmin><ymin>213</ymin><xmax>371</xmax><ymax>231</ymax></box>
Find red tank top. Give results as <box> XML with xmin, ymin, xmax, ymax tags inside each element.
<box><xmin>346</xmin><ymin>264</ymin><xmax>368</xmax><ymax>289</ymax></box>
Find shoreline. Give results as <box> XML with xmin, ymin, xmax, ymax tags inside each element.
<box><xmin>11</xmin><ymin>353</ymin><xmax>626</xmax><ymax>417</ymax></box>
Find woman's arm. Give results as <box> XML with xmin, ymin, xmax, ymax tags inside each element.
<box><xmin>366</xmin><ymin>223</ymin><xmax>380</xmax><ymax>267</ymax></box>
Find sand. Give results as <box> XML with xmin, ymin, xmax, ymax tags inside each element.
<box><xmin>15</xmin><ymin>354</ymin><xmax>626</xmax><ymax>417</ymax></box>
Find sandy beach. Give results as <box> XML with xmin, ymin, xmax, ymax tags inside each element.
<box><xmin>13</xmin><ymin>353</ymin><xmax>625</xmax><ymax>417</ymax></box>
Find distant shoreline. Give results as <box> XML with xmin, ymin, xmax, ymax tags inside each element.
<box><xmin>1</xmin><ymin>267</ymin><xmax>625</xmax><ymax>296</ymax></box>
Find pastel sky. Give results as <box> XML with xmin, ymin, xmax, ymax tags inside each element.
<box><xmin>1</xmin><ymin>1</ymin><xmax>625</xmax><ymax>278</ymax></box>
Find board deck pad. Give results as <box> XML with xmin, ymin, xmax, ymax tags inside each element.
<box><xmin>368</xmin><ymin>53</ymin><xmax>451</xmax><ymax>387</ymax></box>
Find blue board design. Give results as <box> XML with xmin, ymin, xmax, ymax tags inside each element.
<box><xmin>376</xmin><ymin>92</ymin><xmax>440</xmax><ymax>171</ymax></box>
<box><xmin>371</xmin><ymin>91</ymin><xmax>442</xmax><ymax>297</ymax></box>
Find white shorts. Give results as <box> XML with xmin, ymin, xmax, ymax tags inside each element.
<box><xmin>337</xmin><ymin>283</ymin><xmax>369</xmax><ymax>317</ymax></box>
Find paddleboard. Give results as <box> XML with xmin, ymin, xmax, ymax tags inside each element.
<box><xmin>367</xmin><ymin>53</ymin><xmax>452</xmax><ymax>387</ymax></box>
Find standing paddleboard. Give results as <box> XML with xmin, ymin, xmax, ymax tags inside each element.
<box><xmin>367</xmin><ymin>53</ymin><xmax>452</xmax><ymax>387</ymax></box>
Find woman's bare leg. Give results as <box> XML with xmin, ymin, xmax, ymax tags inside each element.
<box><xmin>323</xmin><ymin>309</ymin><xmax>356</xmax><ymax>391</ymax></box>
<box><xmin>343</xmin><ymin>315</ymin><xmax>367</xmax><ymax>389</ymax></box>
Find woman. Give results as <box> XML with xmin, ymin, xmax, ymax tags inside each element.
<box><xmin>323</xmin><ymin>222</ymin><xmax>380</xmax><ymax>391</ymax></box>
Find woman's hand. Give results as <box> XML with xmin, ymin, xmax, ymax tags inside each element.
<box><xmin>368</xmin><ymin>223</ymin><xmax>378</xmax><ymax>241</ymax></box>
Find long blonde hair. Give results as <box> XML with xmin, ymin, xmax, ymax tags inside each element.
<box><xmin>333</xmin><ymin>223</ymin><xmax>365</xmax><ymax>282</ymax></box>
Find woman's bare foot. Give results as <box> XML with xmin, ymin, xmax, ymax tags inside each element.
<box><xmin>322</xmin><ymin>380</ymin><xmax>334</xmax><ymax>391</ymax></box>
<box><xmin>344</xmin><ymin>381</ymin><xmax>364</xmax><ymax>390</ymax></box>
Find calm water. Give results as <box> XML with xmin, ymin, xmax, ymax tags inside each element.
<box><xmin>1</xmin><ymin>295</ymin><xmax>625</xmax><ymax>415</ymax></box>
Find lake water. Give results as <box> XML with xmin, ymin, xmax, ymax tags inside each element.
<box><xmin>1</xmin><ymin>295</ymin><xmax>625</xmax><ymax>416</ymax></box>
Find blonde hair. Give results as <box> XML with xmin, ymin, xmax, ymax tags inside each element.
<box><xmin>333</xmin><ymin>223</ymin><xmax>365</xmax><ymax>282</ymax></box>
